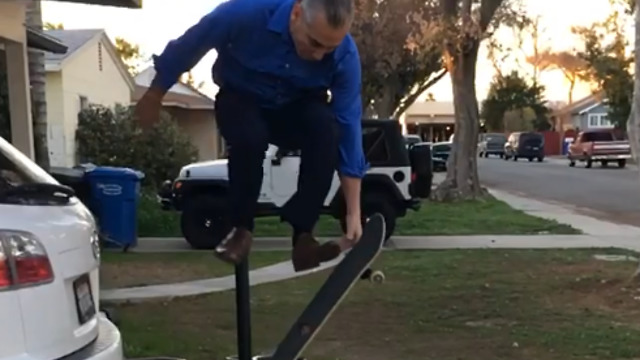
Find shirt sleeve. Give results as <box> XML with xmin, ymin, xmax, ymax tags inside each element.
<box><xmin>330</xmin><ymin>48</ymin><xmax>369</xmax><ymax>179</ymax></box>
<box><xmin>152</xmin><ymin>0</ymin><xmax>241</xmax><ymax>91</ymax></box>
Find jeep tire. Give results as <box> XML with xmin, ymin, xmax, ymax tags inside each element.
<box><xmin>340</xmin><ymin>193</ymin><xmax>397</xmax><ymax>242</ymax></box>
<box><xmin>180</xmin><ymin>193</ymin><xmax>231</xmax><ymax>250</ymax></box>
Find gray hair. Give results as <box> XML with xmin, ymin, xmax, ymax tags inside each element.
<box><xmin>300</xmin><ymin>0</ymin><xmax>354</xmax><ymax>29</ymax></box>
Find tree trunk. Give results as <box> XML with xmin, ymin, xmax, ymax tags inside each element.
<box><xmin>627</xmin><ymin>0</ymin><xmax>640</xmax><ymax>280</ymax></box>
<box><xmin>373</xmin><ymin>85</ymin><xmax>396</xmax><ymax>119</ymax></box>
<box><xmin>26</xmin><ymin>0</ymin><xmax>50</xmax><ymax>169</ymax></box>
<box><xmin>568</xmin><ymin>79</ymin><xmax>575</xmax><ymax>105</ymax></box>
<box><xmin>432</xmin><ymin>39</ymin><xmax>487</xmax><ymax>201</ymax></box>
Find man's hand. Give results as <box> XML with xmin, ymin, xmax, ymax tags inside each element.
<box><xmin>135</xmin><ymin>87</ymin><xmax>165</xmax><ymax>130</ymax></box>
<box><xmin>339</xmin><ymin>175</ymin><xmax>362</xmax><ymax>251</ymax></box>
<box><xmin>339</xmin><ymin>213</ymin><xmax>363</xmax><ymax>251</ymax></box>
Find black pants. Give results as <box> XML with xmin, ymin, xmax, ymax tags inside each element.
<box><xmin>214</xmin><ymin>88</ymin><xmax>340</xmax><ymax>235</ymax></box>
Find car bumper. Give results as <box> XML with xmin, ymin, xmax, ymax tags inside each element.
<box><xmin>59</xmin><ymin>313</ymin><xmax>123</xmax><ymax>360</ymax></box>
<box><xmin>157</xmin><ymin>180</ymin><xmax>177</xmax><ymax>210</ymax></box>
<box><xmin>590</xmin><ymin>154</ymin><xmax>631</xmax><ymax>160</ymax></box>
<box><xmin>5</xmin><ymin>314</ymin><xmax>123</xmax><ymax>360</ymax></box>
<box><xmin>406</xmin><ymin>199</ymin><xmax>421</xmax><ymax>211</ymax></box>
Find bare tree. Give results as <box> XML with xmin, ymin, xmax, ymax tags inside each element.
<box><xmin>432</xmin><ymin>0</ymin><xmax>527</xmax><ymax>201</ymax></box>
<box><xmin>533</xmin><ymin>51</ymin><xmax>588</xmax><ymax>105</ymax></box>
<box><xmin>521</xmin><ymin>16</ymin><xmax>553</xmax><ymax>83</ymax></box>
<box><xmin>627</xmin><ymin>0</ymin><xmax>640</xmax><ymax>280</ymax></box>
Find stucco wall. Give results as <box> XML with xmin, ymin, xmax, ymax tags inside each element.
<box><xmin>53</xmin><ymin>37</ymin><xmax>132</xmax><ymax>166</ymax></box>
<box><xmin>164</xmin><ymin>107</ymin><xmax>222</xmax><ymax>160</ymax></box>
<box><xmin>0</xmin><ymin>1</ymin><xmax>26</xmax><ymax>44</ymax></box>
<box><xmin>0</xmin><ymin>1</ymin><xmax>35</xmax><ymax>158</ymax></box>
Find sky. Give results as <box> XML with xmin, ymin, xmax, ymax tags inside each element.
<box><xmin>42</xmin><ymin>0</ymin><xmax>630</xmax><ymax>106</ymax></box>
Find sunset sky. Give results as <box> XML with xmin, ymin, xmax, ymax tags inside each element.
<box><xmin>42</xmin><ymin>0</ymin><xmax>631</xmax><ymax>105</ymax></box>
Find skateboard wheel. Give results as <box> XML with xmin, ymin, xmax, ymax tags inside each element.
<box><xmin>370</xmin><ymin>271</ymin><xmax>385</xmax><ymax>284</ymax></box>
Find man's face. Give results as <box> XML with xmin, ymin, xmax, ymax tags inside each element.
<box><xmin>289</xmin><ymin>1</ymin><xmax>350</xmax><ymax>61</ymax></box>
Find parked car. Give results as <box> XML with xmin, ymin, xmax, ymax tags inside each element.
<box><xmin>0</xmin><ymin>136</ymin><xmax>122</xmax><ymax>360</ymax></box>
<box><xmin>431</xmin><ymin>141</ymin><xmax>452</xmax><ymax>172</ymax></box>
<box><xmin>568</xmin><ymin>128</ymin><xmax>631</xmax><ymax>168</ymax></box>
<box><xmin>404</xmin><ymin>134</ymin><xmax>422</xmax><ymax>149</ymax></box>
<box><xmin>478</xmin><ymin>132</ymin><xmax>507</xmax><ymax>158</ymax></box>
<box><xmin>503</xmin><ymin>132</ymin><xmax>545</xmax><ymax>162</ymax></box>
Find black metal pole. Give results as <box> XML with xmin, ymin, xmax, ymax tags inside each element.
<box><xmin>235</xmin><ymin>259</ymin><xmax>252</xmax><ymax>360</ymax></box>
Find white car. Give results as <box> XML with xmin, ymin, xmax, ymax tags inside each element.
<box><xmin>0</xmin><ymin>136</ymin><xmax>123</xmax><ymax>360</ymax></box>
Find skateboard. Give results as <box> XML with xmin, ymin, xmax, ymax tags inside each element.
<box><xmin>267</xmin><ymin>212</ymin><xmax>386</xmax><ymax>360</ymax></box>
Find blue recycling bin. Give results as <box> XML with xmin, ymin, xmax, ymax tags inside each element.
<box><xmin>85</xmin><ymin>166</ymin><xmax>145</xmax><ymax>249</ymax></box>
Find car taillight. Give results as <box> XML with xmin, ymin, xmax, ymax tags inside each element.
<box><xmin>0</xmin><ymin>243</ymin><xmax>10</xmax><ymax>289</ymax></box>
<box><xmin>0</xmin><ymin>230</ymin><xmax>54</xmax><ymax>290</ymax></box>
<box><xmin>411</xmin><ymin>172</ymin><xmax>417</xmax><ymax>182</ymax></box>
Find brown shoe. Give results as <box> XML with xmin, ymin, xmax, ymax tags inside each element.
<box><xmin>292</xmin><ymin>233</ymin><xmax>341</xmax><ymax>272</ymax></box>
<box><xmin>215</xmin><ymin>227</ymin><xmax>252</xmax><ymax>264</ymax></box>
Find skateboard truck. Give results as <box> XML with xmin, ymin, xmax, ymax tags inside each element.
<box><xmin>226</xmin><ymin>213</ymin><xmax>385</xmax><ymax>360</ymax></box>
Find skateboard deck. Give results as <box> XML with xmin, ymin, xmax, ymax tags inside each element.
<box><xmin>268</xmin><ymin>213</ymin><xmax>386</xmax><ymax>360</ymax></box>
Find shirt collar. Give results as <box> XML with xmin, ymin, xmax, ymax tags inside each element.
<box><xmin>267</xmin><ymin>0</ymin><xmax>295</xmax><ymax>38</ymax></box>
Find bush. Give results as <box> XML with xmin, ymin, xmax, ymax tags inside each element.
<box><xmin>76</xmin><ymin>103</ymin><xmax>199</xmax><ymax>188</ymax></box>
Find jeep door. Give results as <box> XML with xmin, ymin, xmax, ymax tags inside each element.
<box><xmin>269</xmin><ymin>147</ymin><xmax>300</xmax><ymax>205</ymax></box>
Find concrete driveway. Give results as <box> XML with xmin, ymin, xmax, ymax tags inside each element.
<box><xmin>477</xmin><ymin>155</ymin><xmax>640</xmax><ymax>227</ymax></box>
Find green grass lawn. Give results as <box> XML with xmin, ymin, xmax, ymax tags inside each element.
<box><xmin>100</xmin><ymin>251</ymin><xmax>289</xmax><ymax>289</ymax></box>
<box><xmin>112</xmin><ymin>248</ymin><xmax>640</xmax><ymax>360</ymax></box>
<box><xmin>137</xmin><ymin>191</ymin><xmax>580</xmax><ymax>238</ymax></box>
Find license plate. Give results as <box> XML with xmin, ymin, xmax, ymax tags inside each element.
<box><xmin>73</xmin><ymin>274</ymin><xmax>96</xmax><ymax>324</ymax></box>
<box><xmin>533</xmin><ymin>147</ymin><xmax>539</xmax><ymax>150</ymax></box>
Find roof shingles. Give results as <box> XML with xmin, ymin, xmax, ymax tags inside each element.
<box><xmin>44</xmin><ymin>29</ymin><xmax>102</xmax><ymax>64</ymax></box>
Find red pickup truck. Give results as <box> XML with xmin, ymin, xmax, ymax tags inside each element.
<box><xmin>568</xmin><ymin>128</ymin><xmax>632</xmax><ymax>168</ymax></box>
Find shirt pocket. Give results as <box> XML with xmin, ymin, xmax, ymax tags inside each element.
<box><xmin>226</xmin><ymin>33</ymin><xmax>285</xmax><ymax>75</ymax></box>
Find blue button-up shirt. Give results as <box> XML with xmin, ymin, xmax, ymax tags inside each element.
<box><xmin>152</xmin><ymin>0</ymin><xmax>368</xmax><ymax>178</ymax></box>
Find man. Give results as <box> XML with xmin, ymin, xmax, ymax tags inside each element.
<box><xmin>135</xmin><ymin>0</ymin><xmax>367</xmax><ymax>272</ymax></box>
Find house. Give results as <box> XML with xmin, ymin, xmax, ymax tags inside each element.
<box><xmin>132</xmin><ymin>67</ymin><xmax>225</xmax><ymax>161</ymax></box>
<box><xmin>0</xmin><ymin>0</ymin><xmax>140</xmax><ymax>160</ymax></box>
<box><xmin>44</xmin><ymin>29</ymin><xmax>135</xmax><ymax>167</ymax></box>
<box><xmin>551</xmin><ymin>92</ymin><xmax>613</xmax><ymax>131</ymax></box>
<box><xmin>399</xmin><ymin>101</ymin><xmax>455</xmax><ymax>143</ymax></box>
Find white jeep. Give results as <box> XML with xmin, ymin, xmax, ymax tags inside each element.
<box><xmin>0</xmin><ymin>136</ymin><xmax>122</xmax><ymax>360</ymax></box>
<box><xmin>159</xmin><ymin>119</ymin><xmax>433</xmax><ymax>249</ymax></box>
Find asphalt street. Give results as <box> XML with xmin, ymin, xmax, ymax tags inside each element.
<box><xmin>477</xmin><ymin>155</ymin><xmax>640</xmax><ymax>227</ymax></box>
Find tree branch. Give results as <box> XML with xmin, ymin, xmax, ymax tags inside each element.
<box><xmin>462</xmin><ymin>0</ymin><xmax>473</xmax><ymax>27</ymax></box>
<box><xmin>479</xmin><ymin>0</ymin><xmax>504</xmax><ymax>32</ymax></box>
<box><xmin>441</xmin><ymin>0</ymin><xmax>458</xmax><ymax>19</ymax></box>
<box><xmin>393</xmin><ymin>68</ymin><xmax>449</xmax><ymax>117</ymax></box>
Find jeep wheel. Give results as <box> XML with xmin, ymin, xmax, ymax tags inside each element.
<box><xmin>180</xmin><ymin>194</ymin><xmax>231</xmax><ymax>250</ymax></box>
<box><xmin>340</xmin><ymin>195</ymin><xmax>397</xmax><ymax>242</ymax></box>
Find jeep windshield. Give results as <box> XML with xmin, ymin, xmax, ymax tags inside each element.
<box><xmin>0</xmin><ymin>136</ymin><xmax>74</xmax><ymax>205</ymax></box>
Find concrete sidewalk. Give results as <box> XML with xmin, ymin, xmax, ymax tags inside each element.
<box><xmin>100</xmin><ymin>181</ymin><xmax>640</xmax><ymax>302</ymax></box>
<box><xmin>101</xmin><ymin>233</ymin><xmax>640</xmax><ymax>303</ymax></box>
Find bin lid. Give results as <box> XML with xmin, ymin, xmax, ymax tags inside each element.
<box><xmin>48</xmin><ymin>166</ymin><xmax>86</xmax><ymax>179</ymax></box>
<box><xmin>86</xmin><ymin>166</ymin><xmax>145</xmax><ymax>180</ymax></box>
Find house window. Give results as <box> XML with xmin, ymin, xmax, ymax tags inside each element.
<box><xmin>588</xmin><ymin>113</ymin><xmax>612</xmax><ymax>128</ymax></box>
<box><xmin>79</xmin><ymin>96</ymin><xmax>89</xmax><ymax>110</ymax></box>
